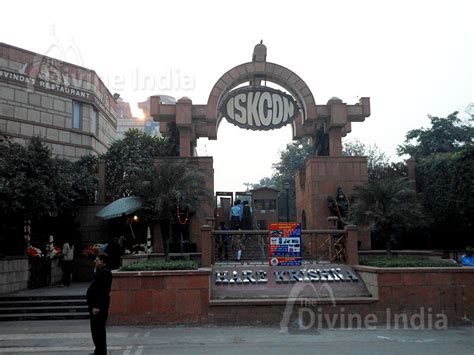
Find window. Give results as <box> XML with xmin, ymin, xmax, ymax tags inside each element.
<box><xmin>254</xmin><ymin>199</ymin><xmax>277</xmax><ymax>211</ymax></box>
<box><xmin>92</xmin><ymin>108</ymin><xmax>99</xmax><ymax>135</ymax></box>
<box><xmin>72</xmin><ymin>101</ymin><xmax>82</xmax><ymax>129</ymax></box>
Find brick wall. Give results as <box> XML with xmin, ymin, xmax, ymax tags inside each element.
<box><xmin>108</xmin><ymin>266</ymin><xmax>474</xmax><ymax>327</ymax></box>
<box><xmin>355</xmin><ymin>266</ymin><xmax>474</xmax><ymax>326</ymax></box>
<box><xmin>109</xmin><ymin>269</ymin><xmax>210</xmax><ymax>325</ymax></box>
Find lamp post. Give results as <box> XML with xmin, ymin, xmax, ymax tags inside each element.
<box><xmin>284</xmin><ymin>182</ymin><xmax>290</xmax><ymax>222</ymax></box>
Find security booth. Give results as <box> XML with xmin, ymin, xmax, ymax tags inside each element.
<box><xmin>251</xmin><ymin>187</ymin><xmax>279</xmax><ymax>230</ymax></box>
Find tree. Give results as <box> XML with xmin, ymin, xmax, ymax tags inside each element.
<box><xmin>101</xmin><ymin>129</ymin><xmax>194</xmax><ymax>258</ymax></box>
<box><xmin>343</xmin><ymin>139</ymin><xmax>407</xmax><ymax>182</ymax></box>
<box><xmin>396</xmin><ymin>112</ymin><xmax>474</xmax><ymax>248</ymax></box>
<box><xmin>397</xmin><ymin>112</ymin><xmax>474</xmax><ymax>159</ymax></box>
<box><xmin>130</xmin><ymin>160</ymin><xmax>212</xmax><ymax>260</ymax></box>
<box><xmin>349</xmin><ymin>178</ymin><xmax>425</xmax><ymax>255</ymax></box>
<box><xmin>415</xmin><ymin>147</ymin><xmax>474</xmax><ymax>248</ymax></box>
<box><xmin>0</xmin><ymin>136</ymin><xmax>98</xmax><ymax>254</ymax></box>
<box><xmin>103</xmin><ymin>128</ymin><xmax>177</xmax><ymax>199</ymax></box>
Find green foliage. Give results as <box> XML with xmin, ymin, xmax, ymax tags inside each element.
<box><xmin>415</xmin><ymin>147</ymin><xmax>474</xmax><ymax>247</ymax></box>
<box><xmin>102</xmin><ymin>129</ymin><xmax>176</xmax><ymax>199</ymax></box>
<box><xmin>119</xmin><ymin>259</ymin><xmax>199</xmax><ymax>271</ymax></box>
<box><xmin>397</xmin><ymin>112</ymin><xmax>474</xmax><ymax>159</ymax></box>
<box><xmin>102</xmin><ymin>129</ymin><xmax>211</xmax><ymax>260</ymax></box>
<box><xmin>244</xmin><ymin>177</ymin><xmax>277</xmax><ymax>190</ymax></box>
<box><xmin>0</xmin><ymin>136</ymin><xmax>96</xmax><ymax>219</ymax></box>
<box><xmin>395</xmin><ymin>111</ymin><xmax>473</xmax><ymax>248</ymax></box>
<box><xmin>0</xmin><ymin>136</ymin><xmax>98</xmax><ymax>254</ymax></box>
<box><xmin>272</xmin><ymin>138</ymin><xmax>314</xmax><ymax>181</ymax></box>
<box><xmin>343</xmin><ymin>139</ymin><xmax>407</xmax><ymax>182</ymax></box>
<box><xmin>359</xmin><ymin>256</ymin><xmax>460</xmax><ymax>268</ymax></box>
<box><xmin>349</xmin><ymin>178</ymin><xmax>425</xmax><ymax>254</ymax></box>
<box><xmin>132</xmin><ymin>160</ymin><xmax>213</xmax><ymax>222</ymax></box>
<box><xmin>246</xmin><ymin>138</ymin><xmax>405</xmax><ymax>219</ymax></box>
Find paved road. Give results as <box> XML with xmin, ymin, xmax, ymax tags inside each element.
<box><xmin>0</xmin><ymin>320</ymin><xmax>473</xmax><ymax>354</ymax></box>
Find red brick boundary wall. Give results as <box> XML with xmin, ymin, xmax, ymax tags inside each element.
<box><xmin>354</xmin><ymin>266</ymin><xmax>474</xmax><ymax>326</ymax></box>
<box><xmin>109</xmin><ymin>269</ymin><xmax>210</xmax><ymax>325</ymax></box>
<box><xmin>109</xmin><ymin>267</ymin><xmax>474</xmax><ymax>327</ymax></box>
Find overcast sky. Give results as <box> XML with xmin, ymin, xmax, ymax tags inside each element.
<box><xmin>2</xmin><ymin>0</ymin><xmax>472</xmax><ymax>193</ymax></box>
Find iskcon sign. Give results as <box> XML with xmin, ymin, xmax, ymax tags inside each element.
<box><xmin>219</xmin><ymin>86</ymin><xmax>299</xmax><ymax>130</ymax></box>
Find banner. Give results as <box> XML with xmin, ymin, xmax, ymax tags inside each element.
<box><xmin>268</xmin><ymin>222</ymin><xmax>301</xmax><ymax>266</ymax></box>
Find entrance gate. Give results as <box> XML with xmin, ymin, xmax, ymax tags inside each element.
<box><xmin>150</xmin><ymin>42</ymin><xmax>372</xmax><ymax>260</ymax></box>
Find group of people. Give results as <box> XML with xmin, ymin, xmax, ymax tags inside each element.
<box><xmin>229</xmin><ymin>199</ymin><xmax>253</xmax><ymax>230</ymax></box>
<box><xmin>216</xmin><ymin>199</ymin><xmax>254</xmax><ymax>262</ymax></box>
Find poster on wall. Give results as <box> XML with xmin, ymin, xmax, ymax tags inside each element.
<box><xmin>268</xmin><ymin>222</ymin><xmax>302</xmax><ymax>266</ymax></box>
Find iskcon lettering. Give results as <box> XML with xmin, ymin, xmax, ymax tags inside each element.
<box><xmin>219</xmin><ymin>86</ymin><xmax>298</xmax><ymax>130</ymax></box>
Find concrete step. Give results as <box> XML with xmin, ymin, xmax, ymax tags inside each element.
<box><xmin>0</xmin><ymin>305</ymin><xmax>89</xmax><ymax>314</ymax></box>
<box><xmin>0</xmin><ymin>299</ymin><xmax>87</xmax><ymax>308</ymax></box>
<box><xmin>0</xmin><ymin>294</ymin><xmax>89</xmax><ymax>321</ymax></box>
<box><xmin>0</xmin><ymin>295</ymin><xmax>85</xmax><ymax>302</ymax></box>
<box><xmin>0</xmin><ymin>312</ymin><xmax>90</xmax><ymax>321</ymax></box>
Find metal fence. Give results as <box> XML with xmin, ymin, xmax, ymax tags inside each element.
<box><xmin>212</xmin><ymin>229</ymin><xmax>348</xmax><ymax>265</ymax></box>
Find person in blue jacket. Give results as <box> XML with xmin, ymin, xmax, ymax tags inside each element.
<box><xmin>461</xmin><ymin>247</ymin><xmax>474</xmax><ymax>267</ymax></box>
<box><xmin>229</xmin><ymin>199</ymin><xmax>243</xmax><ymax>230</ymax></box>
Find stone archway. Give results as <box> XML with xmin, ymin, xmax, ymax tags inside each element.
<box><xmin>150</xmin><ymin>42</ymin><xmax>371</xmax><ymax>158</ymax></box>
<box><xmin>149</xmin><ymin>42</ymin><xmax>372</xmax><ymax>247</ymax></box>
<box><xmin>205</xmin><ymin>60</ymin><xmax>317</xmax><ymax>139</ymax></box>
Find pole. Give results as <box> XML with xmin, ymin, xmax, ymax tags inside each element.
<box><xmin>284</xmin><ymin>182</ymin><xmax>290</xmax><ymax>222</ymax></box>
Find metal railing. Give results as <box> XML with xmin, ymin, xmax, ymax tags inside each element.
<box><xmin>210</xmin><ymin>228</ymin><xmax>352</xmax><ymax>265</ymax></box>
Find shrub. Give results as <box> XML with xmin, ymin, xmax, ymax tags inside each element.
<box><xmin>360</xmin><ymin>256</ymin><xmax>460</xmax><ymax>268</ymax></box>
<box><xmin>120</xmin><ymin>259</ymin><xmax>199</xmax><ymax>271</ymax></box>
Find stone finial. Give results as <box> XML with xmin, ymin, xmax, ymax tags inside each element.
<box><xmin>252</xmin><ymin>41</ymin><xmax>267</xmax><ymax>62</ymax></box>
<box><xmin>327</xmin><ymin>97</ymin><xmax>343</xmax><ymax>104</ymax></box>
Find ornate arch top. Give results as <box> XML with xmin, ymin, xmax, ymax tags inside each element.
<box><xmin>149</xmin><ymin>42</ymin><xmax>370</xmax><ymax>158</ymax></box>
<box><xmin>206</xmin><ymin>60</ymin><xmax>317</xmax><ymax>128</ymax></box>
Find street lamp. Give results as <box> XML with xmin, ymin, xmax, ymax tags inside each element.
<box><xmin>284</xmin><ymin>182</ymin><xmax>290</xmax><ymax>222</ymax></box>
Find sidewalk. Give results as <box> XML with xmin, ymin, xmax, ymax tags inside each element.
<box><xmin>0</xmin><ymin>320</ymin><xmax>473</xmax><ymax>354</ymax></box>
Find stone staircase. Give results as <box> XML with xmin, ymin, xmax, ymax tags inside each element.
<box><xmin>0</xmin><ymin>294</ymin><xmax>89</xmax><ymax>321</ymax></box>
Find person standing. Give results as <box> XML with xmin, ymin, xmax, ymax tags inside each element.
<box><xmin>229</xmin><ymin>199</ymin><xmax>243</xmax><ymax>230</ymax></box>
<box><xmin>217</xmin><ymin>221</ymin><xmax>230</xmax><ymax>261</ymax></box>
<box><xmin>241</xmin><ymin>200</ymin><xmax>253</xmax><ymax>230</ymax></box>
<box><xmin>86</xmin><ymin>253</ymin><xmax>112</xmax><ymax>355</ymax></box>
<box><xmin>61</xmin><ymin>240</ymin><xmax>74</xmax><ymax>287</ymax></box>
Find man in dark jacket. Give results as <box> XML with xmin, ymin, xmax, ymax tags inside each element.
<box><xmin>86</xmin><ymin>253</ymin><xmax>112</xmax><ymax>355</ymax></box>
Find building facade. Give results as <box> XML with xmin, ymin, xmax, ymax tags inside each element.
<box><xmin>0</xmin><ymin>43</ymin><xmax>117</xmax><ymax>160</ymax></box>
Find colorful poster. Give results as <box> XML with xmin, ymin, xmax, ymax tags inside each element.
<box><xmin>268</xmin><ymin>222</ymin><xmax>302</xmax><ymax>266</ymax></box>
